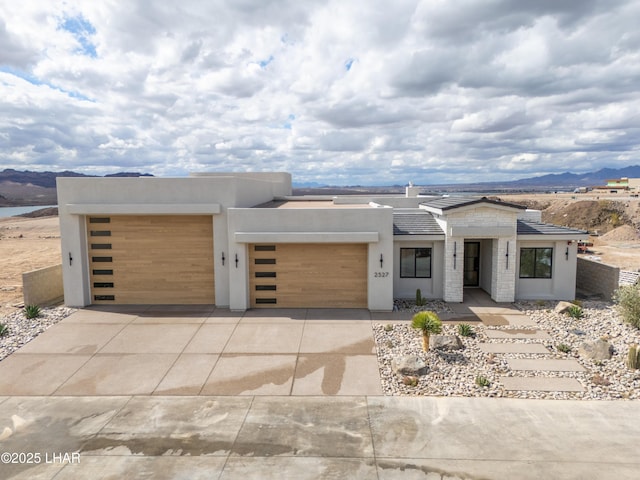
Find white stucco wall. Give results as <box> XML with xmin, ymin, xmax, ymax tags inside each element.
<box><xmin>393</xmin><ymin>240</ymin><xmax>444</xmax><ymax>299</ymax></box>
<box><xmin>227</xmin><ymin>205</ymin><xmax>394</xmax><ymax>311</ymax></box>
<box><xmin>515</xmin><ymin>240</ymin><xmax>578</xmax><ymax>300</ymax></box>
<box><xmin>56</xmin><ymin>175</ymin><xmax>289</xmax><ymax>308</ymax></box>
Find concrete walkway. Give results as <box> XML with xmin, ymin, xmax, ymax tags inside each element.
<box><xmin>1</xmin><ymin>395</ymin><xmax>638</xmax><ymax>479</ymax></box>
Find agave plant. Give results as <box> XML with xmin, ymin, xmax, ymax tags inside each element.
<box><xmin>411</xmin><ymin>311</ymin><xmax>442</xmax><ymax>351</ymax></box>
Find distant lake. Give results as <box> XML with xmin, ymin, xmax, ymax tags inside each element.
<box><xmin>0</xmin><ymin>205</ymin><xmax>57</xmax><ymax>218</ymax></box>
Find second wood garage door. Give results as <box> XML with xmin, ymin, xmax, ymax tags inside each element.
<box><xmin>249</xmin><ymin>243</ymin><xmax>368</xmax><ymax>308</ymax></box>
<box><xmin>88</xmin><ymin>215</ymin><xmax>215</xmax><ymax>304</ymax></box>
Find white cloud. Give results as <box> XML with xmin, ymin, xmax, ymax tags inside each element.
<box><xmin>1</xmin><ymin>0</ymin><xmax>639</xmax><ymax>185</ymax></box>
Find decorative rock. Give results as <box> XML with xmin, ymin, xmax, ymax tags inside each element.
<box><xmin>430</xmin><ymin>335</ymin><xmax>464</xmax><ymax>351</ymax></box>
<box><xmin>578</xmin><ymin>339</ymin><xmax>613</xmax><ymax>361</ymax></box>
<box><xmin>555</xmin><ymin>301</ymin><xmax>575</xmax><ymax>314</ymax></box>
<box><xmin>391</xmin><ymin>355</ymin><xmax>428</xmax><ymax>376</ymax></box>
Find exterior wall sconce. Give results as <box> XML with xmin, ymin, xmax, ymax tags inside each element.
<box><xmin>380</xmin><ymin>254</ymin><xmax>384</xmax><ymax>268</ymax></box>
<box><xmin>235</xmin><ymin>253</ymin><xmax>239</xmax><ymax>268</ymax></box>
<box><xmin>221</xmin><ymin>252</ymin><xmax>225</xmax><ymax>266</ymax></box>
<box><xmin>566</xmin><ymin>247</ymin><xmax>569</xmax><ymax>260</ymax></box>
<box><xmin>505</xmin><ymin>242</ymin><xmax>509</xmax><ymax>270</ymax></box>
<box><xmin>69</xmin><ymin>252</ymin><xmax>73</xmax><ymax>266</ymax></box>
<box><xmin>453</xmin><ymin>241</ymin><xmax>457</xmax><ymax>269</ymax></box>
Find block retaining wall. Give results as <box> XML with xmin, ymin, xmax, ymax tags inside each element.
<box><xmin>22</xmin><ymin>264</ymin><xmax>64</xmax><ymax>307</ymax></box>
<box><xmin>576</xmin><ymin>257</ymin><xmax>619</xmax><ymax>301</ymax></box>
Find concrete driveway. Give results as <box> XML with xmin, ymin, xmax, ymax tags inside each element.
<box><xmin>1</xmin><ymin>395</ymin><xmax>638</xmax><ymax>479</ymax></box>
<box><xmin>1</xmin><ymin>305</ymin><xmax>639</xmax><ymax>479</ymax></box>
<box><xmin>0</xmin><ymin>305</ymin><xmax>383</xmax><ymax>396</ymax></box>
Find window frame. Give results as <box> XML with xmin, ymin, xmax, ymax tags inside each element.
<box><xmin>400</xmin><ymin>247</ymin><xmax>432</xmax><ymax>278</ymax></box>
<box><xmin>519</xmin><ymin>247</ymin><xmax>553</xmax><ymax>279</ymax></box>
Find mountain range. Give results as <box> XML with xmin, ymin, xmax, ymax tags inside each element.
<box><xmin>2</xmin><ymin>166</ymin><xmax>640</xmax><ymax>206</ymax></box>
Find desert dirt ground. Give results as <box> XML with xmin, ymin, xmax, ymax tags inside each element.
<box><xmin>3</xmin><ymin>196</ymin><xmax>640</xmax><ymax>316</ymax></box>
<box><xmin>0</xmin><ymin>216</ymin><xmax>61</xmax><ymax>316</ymax></box>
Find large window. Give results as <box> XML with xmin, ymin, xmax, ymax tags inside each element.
<box><xmin>519</xmin><ymin>248</ymin><xmax>553</xmax><ymax>278</ymax></box>
<box><xmin>400</xmin><ymin>248</ymin><xmax>432</xmax><ymax>278</ymax></box>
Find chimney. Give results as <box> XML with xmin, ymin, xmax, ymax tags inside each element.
<box><xmin>405</xmin><ymin>181</ymin><xmax>420</xmax><ymax>198</ymax></box>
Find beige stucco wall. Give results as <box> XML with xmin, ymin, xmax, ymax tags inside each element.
<box><xmin>22</xmin><ymin>264</ymin><xmax>64</xmax><ymax>307</ymax></box>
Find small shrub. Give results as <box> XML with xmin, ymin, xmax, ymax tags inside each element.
<box><xmin>415</xmin><ymin>289</ymin><xmax>426</xmax><ymax>306</ymax></box>
<box><xmin>0</xmin><ymin>323</ymin><xmax>8</xmax><ymax>337</ymax></box>
<box><xmin>613</xmin><ymin>285</ymin><xmax>640</xmax><ymax>329</ymax></box>
<box><xmin>457</xmin><ymin>323</ymin><xmax>475</xmax><ymax>337</ymax></box>
<box><xmin>475</xmin><ymin>375</ymin><xmax>490</xmax><ymax>388</ymax></box>
<box><xmin>557</xmin><ymin>343</ymin><xmax>572</xmax><ymax>353</ymax></box>
<box><xmin>384</xmin><ymin>324</ymin><xmax>393</xmax><ymax>332</ymax></box>
<box><xmin>566</xmin><ymin>305</ymin><xmax>583</xmax><ymax>319</ymax></box>
<box><xmin>402</xmin><ymin>376</ymin><xmax>418</xmax><ymax>387</ymax></box>
<box><xmin>411</xmin><ymin>311</ymin><xmax>442</xmax><ymax>351</ymax></box>
<box><xmin>24</xmin><ymin>304</ymin><xmax>41</xmax><ymax>319</ymax></box>
<box><xmin>627</xmin><ymin>344</ymin><xmax>640</xmax><ymax>370</ymax></box>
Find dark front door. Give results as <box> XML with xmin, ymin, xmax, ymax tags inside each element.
<box><xmin>464</xmin><ymin>242</ymin><xmax>480</xmax><ymax>287</ymax></box>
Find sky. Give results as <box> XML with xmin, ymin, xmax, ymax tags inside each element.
<box><xmin>1</xmin><ymin>0</ymin><xmax>640</xmax><ymax>186</ymax></box>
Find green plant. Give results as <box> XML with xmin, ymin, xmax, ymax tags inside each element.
<box><xmin>567</xmin><ymin>305</ymin><xmax>583</xmax><ymax>319</ymax></box>
<box><xmin>415</xmin><ymin>289</ymin><xmax>426</xmax><ymax>306</ymax></box>
<box><xmin>457</xmin><ymin>323</ymin><xmax>475</xmax><ymax>337</ymax></box>
<box><xmin>571</xmin><ymin>300</ymin><xmax>583</xmax><ymax>308</ymax></box>
<box><xmin>557</xmin><ymin>343</ymin><xmax>572</xmax><ymax>353</ymax></box>
<box><xmin>613</xmin><ymin>285</ymin><xmax>640</xmax><ymax>329</ymax></box>
<box><xmin>402</xmin><ymin>376</ymin><xmax>418</xmax><ymax>387</ymax></box>
<box><xmin>411</xmin><ymin>311</ymin><xmax>442</xmax><ymax>351</ymax></box>
<box><xmin>384</xmin><ymin>324</ymin><xmax>393</xmax><ymax>332</ymax></box>
<box><xmin>475</xmin><ymin>375</ymin><xmax>490</xmax><ymax>387</ymax></box>
<box><xmin>0</xmin><ymin>323</ymin><xmax>8</xmax><ymax>337</ymax></box>
<box><xmin>627</xmin><ymin>344</ymin><xmax>640</xmax><ymax>370</ymax></box>
<box><xmin>24</xmin><ymin>304</ymin><xmax>41</xmax><ymax>319</ymax></box>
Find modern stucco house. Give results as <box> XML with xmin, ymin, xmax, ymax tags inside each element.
<box><xmin>57</xmin><ymin>172</ymin><xmax>586</xmax><ymax>311</ymax></box>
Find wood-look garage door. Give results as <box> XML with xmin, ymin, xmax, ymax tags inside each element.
<box><xmin>87</xmin><ymin>215</ymin><xmax>214</xmax><ymax>304</ymax></box>
<box><xmin>249</xmin><ymin>243</ymin><xmax>368</xmax><ymax>308</ymax></box>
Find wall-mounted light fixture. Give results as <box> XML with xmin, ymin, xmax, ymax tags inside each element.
<box><xmin>453</xmin><ymin>241</ymin><xmax>457</xmax><ymax>269</ymax></box>
<box><xmin>69</xmin><ymin>252</ymin><xmax>73</xmax><ymax>266</ymax></box>
<box><xmin>380</xmin><ymin>254</ymin><xmax>384</xmax><ymax>268</ymax></box>
<box><xmin>566</xmin><ymin>247</ymin><xmax>569</xmax><ymax>260</ymax></box>
<box><xmin>505</xmin><ymin>242</ymin><xmax>509</xmax><ymax>270</ymax></box>
<box><xmin>221</xmin><ymin>252</ymin><xmax>225</xmax><ymax>266</ymax></box>
<box><xmin>235</xmin><ymin>253</ymin><xmax>239</xmax><ymax>268</ymax></box>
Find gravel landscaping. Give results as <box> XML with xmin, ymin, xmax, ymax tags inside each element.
<box><xmin>0</xmin><ymin>306</ymin><xmax>75</xmax><ymax>362</ymax></box>
<box><xmin>375</xmin><ymin>300</ymin><xmax>640</xmax><ymax>400</ymax></box>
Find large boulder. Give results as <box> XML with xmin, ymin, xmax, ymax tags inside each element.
<box><xmin>430</xmin><ymin>335</ymin><xmax>464</xmax><ymax>351</ymax></box>
<box><xmin>555</xmin><ymin>301</ymin><xmax>575</xmax><ymax>314</ymax></box>
<box><xmin>578</xmin><ymin>339</ymin><xmax>613</xmax><ymax>361</ymax></box>
<box><xmin>391</xmin><ymin>355</ymin><xmax>427</xmax><ymax>376</ymax></box>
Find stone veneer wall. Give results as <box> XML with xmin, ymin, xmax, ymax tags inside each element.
<box><xmin>576</xmin><ymin>258</ymin><xmax>619</xmax><ymax>301</ymax></box>
<box><xmin>22</xmin><ymin>264</ymin><xmax>64</xmax><ymax>307</ymax></box>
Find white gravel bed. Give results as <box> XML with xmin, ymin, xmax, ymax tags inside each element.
<box><xmin>0</xmin><ymin>306</ymin><xmax>76</xmax><ymax>362</ymax></box>
<box><xmin>374</xmin><ymin>301</ymin><xmax>640</xmax><ymax>400</ymax></box>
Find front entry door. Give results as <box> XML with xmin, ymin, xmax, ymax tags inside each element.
<box><xmin>464</xmin><ymin>242</ymin><xmax>480</xmax><ymax>287</ymax></box>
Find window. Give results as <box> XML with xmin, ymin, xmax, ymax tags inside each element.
<box><xmin>519</xmin><ymin>248</ymin><xmax>553</xmax><ymax>278</ymax></box>
<box><xmin>400</xmin><ymin>248</ymin><xmax>432</xmax><ymax>278</ymax></box>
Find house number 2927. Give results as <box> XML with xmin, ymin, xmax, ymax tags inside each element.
<box><xmin>374</xmin><ymin>271</ymin><xmax>389</xmax><ymax>277</ymax></box>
